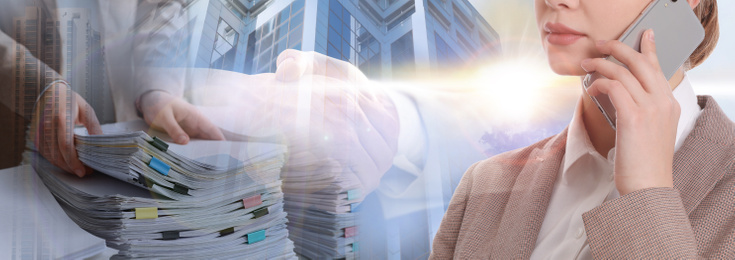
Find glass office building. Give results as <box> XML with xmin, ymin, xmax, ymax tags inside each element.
<box><xmin>179</xmin><ymin>0</ymin><xmax>499</xmax><ymax>79</ymax></box>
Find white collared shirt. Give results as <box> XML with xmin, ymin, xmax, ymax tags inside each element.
<box><xmin>530</xmin><ymin>75</ymin><xmax>702</xmax><ymax>260</ymax></box>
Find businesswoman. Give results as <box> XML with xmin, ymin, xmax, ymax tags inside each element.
<box><xmin>431</xmin><ymin>0</ymin><xmax>733</xmax><ymax>258</ymax></box>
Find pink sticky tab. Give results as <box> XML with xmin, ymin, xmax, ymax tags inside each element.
<box><xmin>344</xmin><ymin>226</ymin><xmax>357</xmax><ymax>238</ymax></box>
<box><xmin>242</xmin><ymin>195</ymin><xmax>262</xmax><ymax>209</ymax></box>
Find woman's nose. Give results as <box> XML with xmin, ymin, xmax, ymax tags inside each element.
<box><xmin>545</xmin><ymin>0</ymin><xmax>579</xmax><ymax>9</ymax></box>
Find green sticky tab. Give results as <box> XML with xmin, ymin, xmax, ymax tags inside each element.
<box><xmin>252</xmin><ymin>207</ymin><xmax>269</xmax><ymax>219</ymax></box>
<box><xmin>173</xmin><ymin>183</ymin><xmax>189</xmax><ymax>195</ymax></box>
<box><xmin>352</xmin><ymin>242</ymin><xmax>359</xmax><ymax>252</ymax></box>
<box><xmin>148</xmin><ymin>157</ymin><xmax>170</xmax><ymax>176</ymax></box>
<box><xmin>135</xmin><ymin>207</ymin><xmax>158</xmax><ymax>219</ymax></box>
<box><xmin>161</xmin><ymin>231</ymin><xmax>180</xmax><ymax>240</ymax></box>
<box><xmin>149</xmin><ymin>137</ymin><xmax>169</xmax><ymax>152</ymax></box>
<box><xmin>347</xmin><ymin>189</ymin><xmax>360</xmax><ymax>201</ymax></box>
<box><xmin>247</xmin><ymin>230</ymin><xmax>266</xmax><ymax>244</ymax></box>
<box><xmin>220</xmin><ymin>227</ymin><xmax>235</xmax><ymax>236</ymax></box>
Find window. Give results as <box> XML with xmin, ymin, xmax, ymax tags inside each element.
<box><xmin>326</xmin><ymin>0</ymin><xmax>381</xmax><ymax>78</ymax></box>
<box><xmin>211</xmin><ymin>19</ymin><xmax>239</xmax><ymax>70</ymax></box>
<box><xmin>244</xmin><ymin>0</ymin><xmax>305</xmax><ymax>74</ymax></box>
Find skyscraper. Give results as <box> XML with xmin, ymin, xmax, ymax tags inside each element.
<box><xmin>244</xmin><ymin>0</ymin><xmax>499</xmax><ymax>78</ymax></box>
<box><xmin>171</xmin><ymin>0</ymin><xmax>499</xmax><ymax>79</ymax></box>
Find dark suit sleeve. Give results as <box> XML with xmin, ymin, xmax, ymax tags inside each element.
<box><xmin>429</xmin><ymin>161</ymin><xmax>479</xmax><ymax>259</ymax></box>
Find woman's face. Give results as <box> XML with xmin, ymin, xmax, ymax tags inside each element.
<box><xmin>535</xmin><ymin>0</ymin><xmax>652</xmax><ymax>76</ymax></box>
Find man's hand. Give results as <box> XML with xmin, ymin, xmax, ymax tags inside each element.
<box><xmin>30</xmin><ymin>82</ymin><xmax>103</xmax><ymax>177</ymax></box>
<box><xmin>139</xmin><ymin>90</ymin><xmax>225</xmax><ymax>144</ymax></box>
<box><xmin>273</xmin><ymin>50</ymin><xmax>400</xmax><ymax>193</ymax></box>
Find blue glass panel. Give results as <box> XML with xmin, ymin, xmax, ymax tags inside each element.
<box><xmin>329</xmin><ymin>26</ymin><xmax>341</xmax><ymax>48</ymax></box>
<box><xmin>291</xmin><ymin>0</ymin><xmax>304</xmax><ymax>14</ymax></box>
<box><xmin>342</xmin><ymin>24</ymin><xmax>351</xmax><ymax>39</ymax></box>
<box><xmin>279</xmin><ymin>7</ymin><xmax>290</xmax><ymax>25</ymax></box>
<box><xmin>290</xmin><ymin>11</ymin><xmax>303</xmax><ymax>30</ymax></box>
<box><xmin>327</xmin><ymin>42</ymin><xmax>341</xmax><ymax>59</ymax></box>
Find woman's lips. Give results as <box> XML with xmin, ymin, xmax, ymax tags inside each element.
<box><xmin>544</xmin><ymin>22</ymin><xmax>586</xmax><ymax>45</ymax></box>
<box><xmin>547</xmin><ymin>33</ymin><xmax>584</xmax><ymax>45</ymax></box>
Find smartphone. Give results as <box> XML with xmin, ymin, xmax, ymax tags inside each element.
<box><xmin>582</xmin><ymin>0</ymin><xmax>705</xmax><ymax>130</ymax></box>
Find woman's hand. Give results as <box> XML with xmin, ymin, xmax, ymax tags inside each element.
<box><xmin>581</xmin><ymin>29</ymin><xmax>681</xmax><ymax>196</ymax></box>
<box><xmin>30</xmin><ymin>82</ymin><xmax>103</xmax><ymax>177</ymax></box>
<box><xmin>139</xmin><ymin>90</ymin><xmax>225</xmax><ymax>144</ymax></box>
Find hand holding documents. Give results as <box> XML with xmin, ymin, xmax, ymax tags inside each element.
<box><xmin>26</xmin><ymin>120</ymin><xmax>296</xmax><ymax>258</ymax></box>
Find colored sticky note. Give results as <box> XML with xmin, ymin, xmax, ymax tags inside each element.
<box><xmin>350</xmin><ymin>203</ymin><xmax>359</xmax><ymax>212</ymax></box>
<box><xmin>253</xmin><ymin>207</ymin><xmax>269</xmax><ymax>219</ymax></box>
<box><xmin>135</xmin><ymin>207</ymin><xmax>158</xmax><ymax>219</ymax></box>
<box><xmin>242</xmin><ymin>194</ymin><xmax>262</xmax><ymax>209</ymax></box>
<box><xmin>247</xmin><ymin>230</ymin><xmax>266</xmax><ymax>244</ymax></box>
<box><xmin>149</xmin><ymin>137</ymin><xmax>169</xmax><ymax>152</ymax></box>
<box><xmin>352</xmin><ymin>242</ymin><xmax>359</xmax><ymax>252</ymax></box>
<box><xmin>162</xmin><ymin>231</ymin><xmax>179</xmax><ymax>240</ymax></box>
<box><xmin>344</xmin><ymin>226</ymin><xmax>357</xmax><ymax>238</ymax></box>
<box><xmin>220</xmin><ymin>227</ymin><xmax>235</xmax><ymax>236</ymax></box>
<box><xmin>148</xmin><ymin>157</ymin><xmax>170</xmax><ymax>176</ymax></box>
<box><xmin>347</xmin><ymin>189</ymin><xmax>360</xmax><ymax>201</ymax></box>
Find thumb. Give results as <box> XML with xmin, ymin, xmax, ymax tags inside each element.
<box><xmin>275</xmin><ymin>49</ymin><xmax>309</xmax><ymax>82</ymax></box>
<box><xmin>76</xmin><ymin>96</ymin><xmax>103</xmax><ymax>135</ymax></box>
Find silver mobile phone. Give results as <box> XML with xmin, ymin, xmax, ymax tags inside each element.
<box><xmin>583</xmin><ymin>0</ymin><xmax>705</xmax><ymax>130</ymax></box>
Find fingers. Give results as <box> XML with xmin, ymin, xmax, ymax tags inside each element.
<box><xmin>275</xmin><ymin>49</ymin><xmax>368</xmax><ymax>83</ymax></box>
<box><xmin>581</xmin><ymin>58</ymin><xmax>648</xmax><ymax>103</ymax></box>
<box><xmin>51</xmin><ymin>88</ymin><xmax>86</xmax><ymax>177</ymax></box>
<box><xmin>153</xmin><ymin>109</ymin><xmax>190</xmax><ymax>144</ymax></box>
<box><xmin>586</xmin><ymin>78</ymin><xmax>636</xmax><ymax>116</ymax></box>
<box><xmin>180</xmin><ymin>105</ymin><xmax>225</xmax><ymax>141</ymax></box>
<box><xmin>594</xmin><ymin>31</ymin><xmax>663</xmax><ymax>94</ymax></box>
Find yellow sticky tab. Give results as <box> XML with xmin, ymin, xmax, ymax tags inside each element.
<box><xmin>135</xmin><ymin>207</ymin><xmax>158</xmax><ymax>219</ymax></box>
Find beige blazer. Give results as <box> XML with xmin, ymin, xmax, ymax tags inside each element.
<box><xmin>430</xmin><ymin>96</ymin><xmax>735</xmax><ymax>259</ymax></box>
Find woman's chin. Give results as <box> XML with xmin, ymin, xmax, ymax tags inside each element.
<box><xmin>548</xmin><ymin>63</ymin><xmax>587</xmax><ymax>76</ymax></box>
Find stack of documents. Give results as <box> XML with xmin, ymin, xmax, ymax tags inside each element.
<box><xmin>281</xmin><ymin>159</ymin><xmax>362</xmax><ymax>259</ymax></box>
<box><xmin>27</xmin><ymin>121</ymin><xmax>296</xmax><ymax>259</ymax></box>
<box><xmin>0</xmin><ymin>165</ymin><xmax>106</xmax><ymax>259</ymax></box>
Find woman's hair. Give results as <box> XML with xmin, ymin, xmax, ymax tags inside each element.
<box><xmin>688</xmin><ymin>0</ymin><xmax>719</xmax><ymax>69</ymax></box>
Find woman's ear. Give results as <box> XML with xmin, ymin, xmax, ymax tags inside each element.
<box><xmin>687</xmin><ymin>0</ymin><xmax>701</xmax><ymax>9</ymax></box>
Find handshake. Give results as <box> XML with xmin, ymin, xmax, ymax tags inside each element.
<box><xmin>32</xmin><ymin>50</ymin><xmax>400</xmax><ymax>194</ymax></box>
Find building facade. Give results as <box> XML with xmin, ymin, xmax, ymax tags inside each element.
<box><xmin>175</xmin><ymin>0</ymin><xmax>499</xmax><ymax>79</ymax></box>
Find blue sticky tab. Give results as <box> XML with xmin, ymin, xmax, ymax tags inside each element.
<box><xmin>347</xmin><ymin>189</ymin><xmax>360</xmax><ymax>201</ymax></box>
<box><xmin>352</xmin><ymin>242</ymin><xmax>359</xmax><ymax>252</ymax></box>
<box><xmin>247</xmin><ymin>230</ymin><xmax>266</xmax><ymax>244</ymax></box>
<box><xmin>350</xmin><ymin>203</ymin><xmax>359</xmax><ymax>212</ymax></box>
<box><xmin>148</xmin><ymin>157</ymin><xmax>170</xmax><ymax>176</ymax></box>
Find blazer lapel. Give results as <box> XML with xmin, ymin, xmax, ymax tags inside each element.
<box><xmin>490</xmin><ymin>128</ymin><xmax>568</xmax><ymax>259</ymax></box>
<box><xmin>673</xmin><ymin>96</ymin><xmax>735</xmax><ymax>214</ymax></box>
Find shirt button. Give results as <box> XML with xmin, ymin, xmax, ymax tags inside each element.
<box><xmin>609</xmin><ymin>174</ymin><xmax>614</xmax><ymax>181</ymax></box>
<box><xmin>576</xmin><ymin>228</ymin><xmax>585</xmax><ymax>239</ymax></box>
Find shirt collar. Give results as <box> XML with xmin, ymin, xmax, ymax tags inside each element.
<box><xmin>563</xmin><ymin>74</ymin><xmax>702</xmax><ymax>174</ymax></box>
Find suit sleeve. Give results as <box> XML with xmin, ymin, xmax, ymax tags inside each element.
<box><xmin>583</xmin><ymin>172</ymin><xmax>735</xmax><ymax>259</ymax></box>
<box><xmin>132</xmin><ymin>0</ymin><xmax>188</xmax><ymax>109</ymax></box>
<box><xmin>0</xmin><ymin>30</ymin><xmax>62</xmax><ymax>119</ymax></box>
<box><xmin>429</xmin><ymin>161</ymin><xmax>479</xmax><ymax>259</ymax></box>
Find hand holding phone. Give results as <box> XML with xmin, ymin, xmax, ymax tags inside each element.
<box><xmin>582</xmin><ymin>0</ymin><xmax>704</xmax><ymax>130</ymax></box>
<box><xmin>580</xmin><ymin>0</ymin><xmax>704</xmax><ymax>196</ymax></box>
